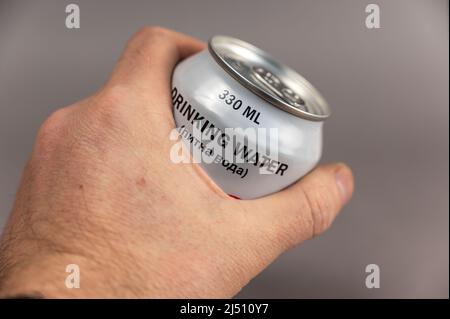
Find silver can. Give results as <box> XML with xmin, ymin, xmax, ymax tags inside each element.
<box><xmin>171</xmin><ymin>36</ymin><xmax>331</xmax><ymax>199</ymax></box>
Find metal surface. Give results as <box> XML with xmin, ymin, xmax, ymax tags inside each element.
<box><xmin>209</xmin><ymin>35</ymin><xmax>331</xmax><ymax>121</ymax></box>
<box><xmin>172</xmin><ymin>50</ymin><xmax>323</xmax><ymax>199</ymax></box>
<box><xmin>0</xmin><ymin>0</ymin><xmax>448</xmax><ymax>298</ymax></box>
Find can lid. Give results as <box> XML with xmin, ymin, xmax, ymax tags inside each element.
<box><xmin>208</xmin><ymin>35</ymin><xmax>331</xmax><ymax>121</ymax></box>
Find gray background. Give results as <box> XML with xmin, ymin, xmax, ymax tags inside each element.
<box><xmin>0</xmin><ymin>0</ymin><xmax>448</xmax><ymax>298</ymax></box>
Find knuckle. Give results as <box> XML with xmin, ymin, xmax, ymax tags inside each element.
<box><xmin>133</xmin><ymin>26</ymin><xmax>169</xmax><ymax>44</ymax></box>
<box><xmin>96</xmin><ymin>85</ymin><xmax>131</xmax><ymax>111</ymax></box>
<box><xmin>96</xmin><ymin>87</ymin><xmax>136</xmax><ymax>126</ymax></box>
<box><xmin>139</xmin><ymin>26</ymin><xmax>168</xmax><ymax>37</ymax></box>
<box><xmin>35</xmin><ymin>108</ymin><xmax>70</xmax><ymax>153</ymax></box>
<box><xmin>129</xmin><ymin>26</ymin><xmax>175</xmax><ymax>55</ymax></box>
<box><xmin>40</xmin><ymin>108</ymin><xmax>68</xmax><ymax>134</ymax></box>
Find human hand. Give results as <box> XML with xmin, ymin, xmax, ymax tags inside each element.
<box><xmin>0</xmin><ymin>27</ymin><xmax>354</xmax><ymax>298</ymax></box>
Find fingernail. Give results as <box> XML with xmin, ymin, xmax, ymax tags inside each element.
<box><xmin>335</xmin><ymin>166</ymin><xmax>353</xmax><ymax>205</ymax></box>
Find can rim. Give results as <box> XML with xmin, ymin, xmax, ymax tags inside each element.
<box><xmin>208</xmin><ymin>35</ymin><xmax>331</xmax><ymax>121</ymax></box>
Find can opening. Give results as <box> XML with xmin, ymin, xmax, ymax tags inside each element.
<box><xmin>209</xmin><ymin>35</ymin><xmax>331</xmax><ymax>121</ymax></box>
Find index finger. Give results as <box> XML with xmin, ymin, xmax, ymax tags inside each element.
<box><xmin>107</xmin><ymin>26</ymin><xmax>206</xmax><ymax>94</ymax></box>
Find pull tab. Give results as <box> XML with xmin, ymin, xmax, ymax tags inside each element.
<box><xmin>252</xmin><ymin>65</ymin><xmax>306</xmax><ymax>110</ymax></box>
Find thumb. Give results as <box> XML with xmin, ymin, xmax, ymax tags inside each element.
<box><xmin>240</xmin><ymin>163</ymin><xmax>354</xmax><ymax>252</ymax></box>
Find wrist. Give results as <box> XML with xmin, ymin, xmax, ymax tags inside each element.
<box><xmin>0</xmin><ymin>253</ymin><xmax>113</xmax><ymax>298</ymax></box>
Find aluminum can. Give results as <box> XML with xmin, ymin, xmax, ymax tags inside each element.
<box><xmin>171</xmin><ymin>36</ymin><xmax>331</xmax><ymax>199</ymax></box>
